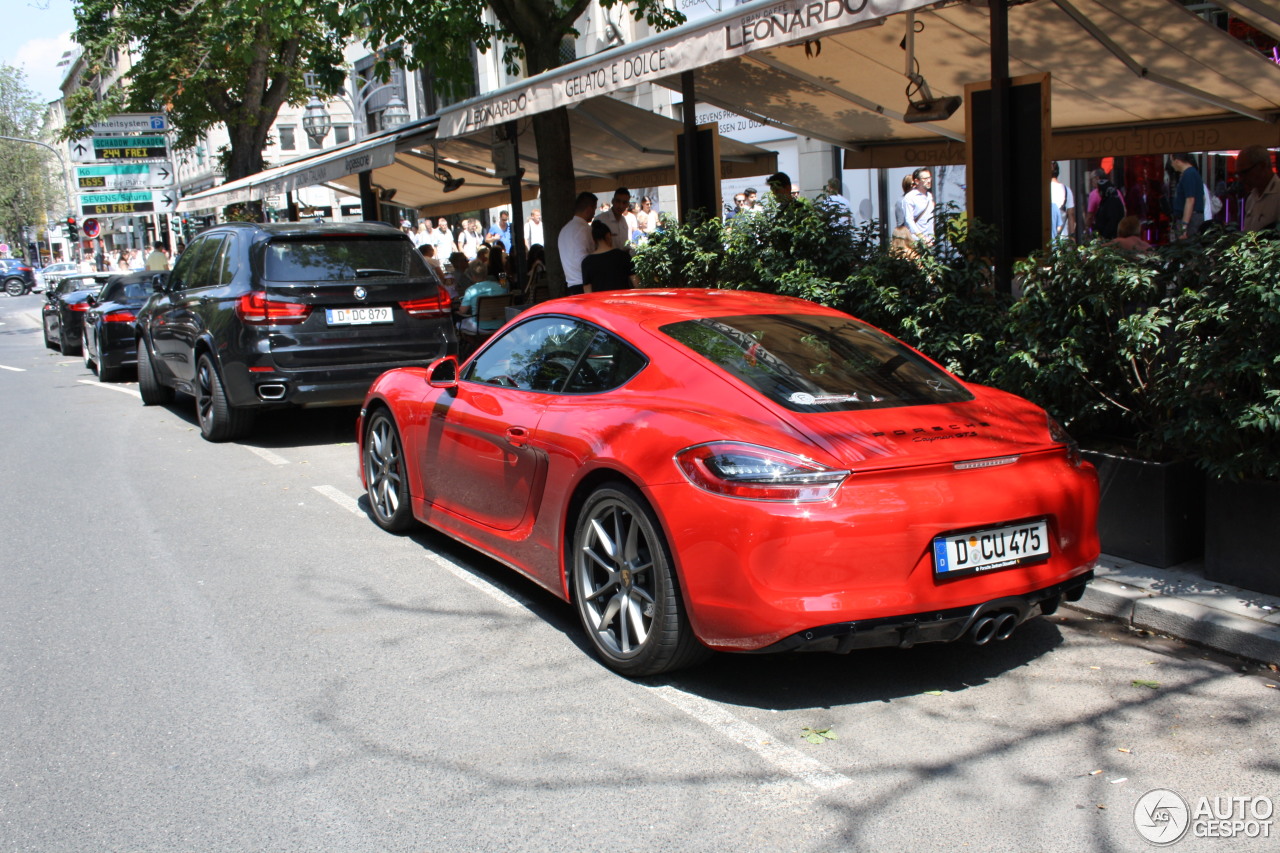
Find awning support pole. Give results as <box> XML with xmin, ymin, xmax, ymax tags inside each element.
<box><xmin>505</xmin><ymin>120</ymin><xmax>527</xmax><ymax>290</ymax></box>
<box><xmin>991</xmin><ymin>0</ymin><xmax>1012</xmax><ymax>295</ymax></box>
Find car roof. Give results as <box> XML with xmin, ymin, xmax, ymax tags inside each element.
<box><xmin>200</xmin><ymin>221</ymin><xmax>408</xmax><ymax>240</ymax></box>
<box><xmin>534</xmin><ymin>288</ymin><xmax>843</xmax><ymax>329</ymax></box>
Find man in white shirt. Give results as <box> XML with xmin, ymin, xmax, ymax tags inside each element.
<box><xmin>901</xmin><ymin>168</ymin><xmax>935</xmax><ymax>245</ymax></box>
<box><xmin>430</xmin><ymin>217</ymin><xmax>455</xmax><ymax>258</ymax></box>
<box><xmin>1236</xmin><ymin>145</ymin><xmax>1280</xmax><ymax>233</ymax></box>
<box><xmin>593</xmin><ymin>187</ymin><xmax>631</xmax><ymax>250</ymax></box>
<box><xmin>559</xmin><ymin>191</ymin><xmax>598</xmax><ymax>294</ymax></box>
<box><xmin>524</xmin><ymin>208</ymin><xmax>544</xmax><ymax>248</ymax></box>
<box><xmin>1050</xmin><ymin>161</ymin><xmax>1076</xmax><ymax>241</ymax></box>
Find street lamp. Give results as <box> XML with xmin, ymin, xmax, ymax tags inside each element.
<box><xmin>301</xmin><ymin>66</ymin><xmax>412</xmax><ymax>145</ymax></box>
<box><xmin>301</xmin><ymin>94</ymin><xmax>333</xmax><ymax>146</ymax></box>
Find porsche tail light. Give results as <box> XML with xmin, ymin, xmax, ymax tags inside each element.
<box><xmin>400</xmin><ymin>290</ymin><xmax>452</xmax><ymax>317</ymax></box>
<box><xmin>69</xmin><ymin>302</ymin><xmax>89</xmax><ymax>312</ymax></box>
<box><xmin>1046</xmin><ymin>413</ymin><xmax>1084</xmax><ymax>467</ymax></box>
<box><xmin>675</xmin><ymin>442</ymin><xmax>849</xmax><ymax>502</ymax></box>
<box><xmin>103</xmin><ymin>311</ymin><xmax>136</xmax><ymax>322</ymax></box>
<box><xmin>236</xmin><ymin>291</ymin><xmax>311</xmax><ymax>324</ymax></box>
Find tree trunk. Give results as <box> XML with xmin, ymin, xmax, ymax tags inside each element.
<box><xmin>533</xmin><ymin>108</ymin><xmax>576</xmax><ymax>298</ymax></box>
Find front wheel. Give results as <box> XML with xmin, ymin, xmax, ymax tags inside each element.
<box><xmin>363</xmin><ymin>410</ymin><xmax>415</xmax><ymax>532</ymax></box>
<box><xmin>195</xmin><ymin>354</ymin><xmax>254</xmax><ymax>442</ymax></box>
<box><xmin>5</xmin><ymin>279</ymin><xmax>24</xmax><ymax>297</ymax></box>
<box><xmin>571</xmin><ymin>484</ymin><xmax>707</xmax><ymax>677</ymax></box>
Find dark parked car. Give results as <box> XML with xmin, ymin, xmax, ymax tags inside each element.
<box><xmin>134</xmin><ymin>221</ymin><xmax>456</xmax><ymax>441</ymax></box>
<box><xmin>42</xmin><ymin>273</ymin><xmax>113</xmax><ymax>354</ymax></box>
<box><xmin>2</xmin><ymin>259</ymin><xmax>38</xmax><ymax>296</ymax></box>
<box><xmin>82</xmin><ymin>271</ymin><xmax>157</xmax><ymax>382</ymax></box>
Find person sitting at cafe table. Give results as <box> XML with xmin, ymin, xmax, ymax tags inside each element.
<box><xmin>457</xmin><ymin>245</ymin><xmax>508</xmax><ymax>336</ymax></box>
<box><xmin>1107</xmin><ymin>216</ymin><xmax>1152</xmax><ymax>252</ymax></box>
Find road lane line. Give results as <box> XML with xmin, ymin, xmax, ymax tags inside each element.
<box><xmin>245</xmin><ymin>446</ymin><xmax>290</xmax><ymax>466</ymax></box>
<box><xmin>313</xmin><ymin>484</ymin><xmax>361</xmax><ymax>514</ymax></box>
<box><xmin>0</xmin><ymin>364</ymin><xmax>25</xmax><ymax>372</ymax></box>
<box><xmin>650</xmin><ymin>685</ymin><xmax>854</xmax><ymax>792</ymax></box>
<box><xmin>424</xmin><ymin>551</ymin><xmax>527</xmax><ymax>610</ymax></box>
<box><xmin>77</xmin><ymin>379</ymin><xmax>140</xmax><ymax>398</ymax></box>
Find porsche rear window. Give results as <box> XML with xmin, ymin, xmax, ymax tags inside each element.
<box><xmin>660</xmin><ymin>313</ymin><xmax>973</xmax><ymax>412</ymax></box>
<box><xmin>263</xmin><ymin>237</ymin><xmax>428</xmax><ymax>282</ymax></box>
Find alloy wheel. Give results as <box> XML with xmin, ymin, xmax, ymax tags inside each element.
<box><xmin>575</xmin><ymin>495</ymin><xmax>660</xmax><ymax>658</ymax></box>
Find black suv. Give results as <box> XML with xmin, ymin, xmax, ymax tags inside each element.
<box><xmin>135</xmin><ymin>222</ymin><xmax>456</xmax><ymax>441</ymax></box>
<box><xmin>2</xmin><ymin>259</ymin><xmax>38</xmax><ymax>296</ymax></box>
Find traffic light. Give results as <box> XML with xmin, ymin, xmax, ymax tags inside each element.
<box><xmin>181</xmin><ymin>217</ymin><xmax>193</xmax><ymax>240</ymax></box>
<box><xmin>66</xmin><ymin>215</ymin><xmax>78</xmax><ymax>243</ymax></box>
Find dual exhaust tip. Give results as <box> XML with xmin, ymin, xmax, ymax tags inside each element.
<box><xmin>968</xmin><ymin>611</ymin><xmax>1019</xmax><ymax>645</ymax></box>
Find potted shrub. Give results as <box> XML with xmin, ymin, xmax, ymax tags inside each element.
<box><xmin>1161</xmin><ymin>230</ymin><xmax>1280</xmax><ymax>593</ymax></box>
<box><xmin>1004</xmin><ymin>239</ymin><xmax>1204</xmax><ymax>568</ymax></box>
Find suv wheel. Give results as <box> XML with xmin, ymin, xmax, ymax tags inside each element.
<box><xmin>195</xmin><ymin>354</ymin><xmax>254</xmax><ymax>442</ymax></box>
<box><xmin>5</xmin><ymin>278</ymin><xmax>23</xmax><ymax>297</ymax></box>
<box><xmin>136</xmin><ymin>338</ymin><xmax>174</xmax><ymax>405</ymax></box>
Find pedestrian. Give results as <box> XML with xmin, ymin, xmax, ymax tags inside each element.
<box><xmin>726</xmin><ymin>193</ymin><xmax>746</xmax><ymax>221</ymax></box>
<box><xmin>1087</xmin><ymin>168</ymin><xmax>1126</xmax><ymax>239</ymax></box>
<box><xmin>1234</xmin><ymin>145</ymin><xmax>1280</xmax><ymax>232</ymax></box>
<box><xmin>431</xmin><ymin>217</ymin><xmax>456</xmax><ymax>258</ymax></box>
<box><xmin>895</xmin><ymin>174</ymin><xmax>913</xmax><ymax>228</ymax></box>
<box><xmin>581</xmin><ymin>220</ymin><xmax>638</xmax><ymax>293</ymax></box>
<box><xmin>743</xmin><ymin>187</ymin><xmax>759</xmax><ymax>210</ymax></box>
<box><xmin>523</xmin><ymin>208</ymin><xmax>543</xmax><ymax>250</ymax></box>
<box><xmin>901</xmin><ymin>167</ymin><xmax>935</xmax><ymax>245</ymax></box>
<box><xmin>1049</xmin><ymin>161</ymin><xmax>1076</xmax><ymax>241</ymax></box>
<box><xmin>636</xmin><ymin>196</ymin><xmax>657</xmax><ymax>239</ymax></box>
<box><xmin>593</xmin><ymin>188</ymin><xmax>632</xmax><ymax>250</ymax></box>
<box><xmin>457</xmin><ymin>246</ymin><xmax>509</xmax><ymax>336</ymax></box>
<box><xmin>457</xmin><ymin>219</ymin><xmax>482</xmax><ymax>260</ymax></box>
<box><xmin>559</xmin><ymin>191</ymin><xmax>597</xmax><ymax>295</ymax></box>
<box><xmin>1170</xmin><ymin>152</ymin><xmax>1205</xmax><ymax>239</ymax></box>
<box><xmin>412</xmin><ymin>221</ymin><xmax>430</xmax><ymax>248</ymax></box>
<box><xmin>487</xmin><ymin>210</ymin><xmax>513</xmax><ymax>252</ymax></box>
<box><xmin>767</xmin><ymin>172</ymin><xmax>794</xmax><ymax>207</ymax></box>
<box><xmin>822</xmin><ymin>177</ymin><xmax>852</xmax><ymax>227</ymax></box>
<box><xmin>145</xmin><ymin>241</ymin><xmax>169</xmax><ymax>271</ymax></box>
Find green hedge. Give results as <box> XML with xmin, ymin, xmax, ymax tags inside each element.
<box><xmin>633</xmin><ymin>202</ymin><xmax>1280</xmax><ymax>481</ymax></box>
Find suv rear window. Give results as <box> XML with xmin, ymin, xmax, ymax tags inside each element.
<box><xmin>263</xmin><ymin>237</ymin><xmax>427</xmax><ymax>282</ymax></box>
<box><xmin>660</xmin><ymin>313</ymin><xmax>973</xmax><ymax>413</ymax></box>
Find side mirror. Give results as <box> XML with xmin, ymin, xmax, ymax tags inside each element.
<box><xmin>86</xmin><ymin>294</ymin><xmax>98</xmax><ymax>307</ymax></box>
<box><xmin>151</xmin><ymin>272</ymin><xmax>169</xmax><ymax>293</ymax></box>
<box><xmin>427</xmin><ymin>355</ymin><xmax>459</xmax><ymax>389</ymax></box>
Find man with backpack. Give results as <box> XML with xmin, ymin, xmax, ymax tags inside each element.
<box><xmin>1088</xmin><ymin>168</ymin><xmax>1126</xmax><ymax>241</ymax></box>
<box><xmin>1170</xmin><ymin>152</ymin><xmax>1206</xmax><ymax>239</ymax></box>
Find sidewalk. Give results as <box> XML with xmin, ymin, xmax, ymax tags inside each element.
<box><xmin>1068</xmin><ymin>555</ymin><xmax>1280</xmax><ymax>665</ymax></box>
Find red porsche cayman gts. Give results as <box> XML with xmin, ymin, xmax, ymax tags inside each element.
<box><xmin>357</xmin><ymin>289</ymin><xmax>1099</xmax><ymax>676</ymax></box>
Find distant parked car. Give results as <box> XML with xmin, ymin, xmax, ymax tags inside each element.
<box><xmin>2</xmin><ymin>259</ymin><xmax>38</xmax><ymax>296</ymax></box>
<box><xmin>82</xmin><ymin>271</ymin><xmax>157</xmax><ymax>382</ymax></box>
<box><xmin>134</xmin><ymin>221</ymin><xmax>456</xmax><ymax>441</ymax></box>
<box><xmin>43</xmin><ymin>273</ymin><xmax>112</xmax><ymax>354</ymax></box>
<box><xmin>39</xmin><ymin>261</ymin><xmax>80</xmax><ymax>290</ymax></box>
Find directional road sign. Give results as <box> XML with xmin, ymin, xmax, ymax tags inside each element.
<box><xmin>69</xmin><ymin>135</ymin><xmax>169</xmax><ymax>163</ymax></box>
<box><xmin>75</xmin><ymin>162</ymin><xmax>175</xmax><ymax>191</ymax></box>
<box><xmin>88</xmin><ymin>113</ymin><xmax>168</xmax><ymax>134</ymax></box>
<box><xmin>79</xmin><ymin>189</ymin><xmax>179</xmax><ymax>217</ymax></box>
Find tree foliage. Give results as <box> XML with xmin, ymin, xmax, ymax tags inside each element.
<box><xmin>65</xmin><ymin>0</ymin><xmax>353</xmax><ymax>180</ymax></box>
<box><xmin>0</xmin><ymin>65</ymin><xmax>57</xmax><ymax>252</ymax></box>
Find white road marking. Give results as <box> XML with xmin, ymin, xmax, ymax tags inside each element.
<box><xmin>245</xmin><ymin>446</ymin><xmax>290</xmax><ymax>466</ymax></box>
<box><xmin>650</xmin><ymin>685</ymin><xmax>854</xmax><ymax>792</ymax></box>
<box><xmin>77</xmin><ymin>379</ymin><xmax>140</xmax><ymax>398</ymax></box>
<box><xmin>424</xmin><ymin>551</ymin><xmax>527</xmax><ymax>610</ymax></box>
<box><xmin>0</xmin><ymin>364</ymin><xmax>24</xmax><ymax>372</ymax></box>
<box><xmin>313</xmin><ymin>484</ymin><xmax>361</xmax><ymax>515</ymax></box>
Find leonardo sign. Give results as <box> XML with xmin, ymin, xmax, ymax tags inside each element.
<box><xmin>438</xmin><ymin>0</ymin><xmax>934</xmax><ymax>138</ymax></box>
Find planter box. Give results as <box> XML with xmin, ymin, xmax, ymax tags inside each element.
<box><xmin>1081</xmin><ymin>450</ymin><xmax>1204</xmax><ymax>568</ymax></box>
<box><xmin>1204</xmin><ymin>478</ymin><xmax>1280</xmax><ymax>596</ymax></box>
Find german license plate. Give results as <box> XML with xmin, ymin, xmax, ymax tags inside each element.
<box><xmin>326</xmin><ymin>306</ymin><xmax>392</xmax><ymax>325</ymax></box>
<box><xmin>933</xmin><ymin>519</ymin><xmax>1050</xmax><ymax>576</ymax></box>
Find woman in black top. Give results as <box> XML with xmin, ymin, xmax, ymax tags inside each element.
<box><xmin>581</xmin><ymin>220</ymin><xmax>638</xmax><ymax>292</ymax></box>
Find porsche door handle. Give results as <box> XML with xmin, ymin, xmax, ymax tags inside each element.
<box><xmin>505</xmin><ymin>426</ymin><xmax>529</xmax><ymax>448</ymax></box>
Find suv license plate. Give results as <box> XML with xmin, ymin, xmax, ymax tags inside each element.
<box><xmin>933</xmin><ymin>519</ymin><xmax>1050</xmax><ymax>577</ymax></box>
<box><xmin>326</xmin><ymin>307</ymin><xmax>392</xmax><ymax>325</ymax></box>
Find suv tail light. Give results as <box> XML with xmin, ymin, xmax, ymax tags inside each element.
<box><xmin>675</xmin><ymin>441</ymin><xmax>849</xmax><ymax>502</ymax></box>
<box><xmin>236</xmin><ymin>291</ymin><xmax>311</xmax><ymax>324</ymax></box>
<box><xmin>399</xmin><ymin>290</ymin><xmax>452</xmax><ymax>317</ymax></box>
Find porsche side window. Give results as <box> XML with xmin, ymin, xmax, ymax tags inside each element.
<box><xmin>564</xmin><ymin>330</ymin><xmax>647</xmax><ymax>394</ymax></box>
<box><xmin>466</xmin><ymin>316</ymin><xmax>623</xmax><ymax>393</ymax></box>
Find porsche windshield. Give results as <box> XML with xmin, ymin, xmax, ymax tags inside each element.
<box><xmin>660</xmin><ymin>313</ymin><xmax>974</xmax><ymax>412</ymax></box>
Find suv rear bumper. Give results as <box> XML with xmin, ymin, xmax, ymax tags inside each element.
<box><xmin>222</xmin><ymin>360</ymin><xmax>440</xmax><ymax>408</ymax></box>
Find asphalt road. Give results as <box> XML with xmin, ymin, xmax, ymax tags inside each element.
<box><xmin>1</xmin><ymin>291</ymin><xmax>1276</xmax><ymax>853</ymax></box>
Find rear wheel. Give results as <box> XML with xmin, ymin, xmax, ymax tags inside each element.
<box><xmin>195</xmin><ymin>354</ymin><xmax>254</xmax><ymax>442</ymax></box>
<box><xmin>82</xmin><ymin>330</ymin><xmax>95</xmax><ymax>372</ymax></box>
<box><xmin>571</xmin><ymin>484</ymin><xmax>708</xmax><ymax>677</ymax></box>
<box><xmin>5</xmin><ymin>278</ymin><xmax>23</xmax><ymax>297</ymax></box>
<box><xmin>136</xmin><ymin>338</ymin><xmax>174</xmax><ymax>405</ymax></box>
<box><xmin>363</xmin><ymin>410</ymin><xmax>414</xmax><ymax>532</ymax></box>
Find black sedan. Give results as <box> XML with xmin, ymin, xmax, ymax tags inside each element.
<box><xmin>43</xmin><ymin>273</ymin><xmax>112</xmax><ymax>355</ymax></box>
<box><xmin>82</xmin><ymin>271</ymin><xmax>159</xmax><ymax>382</ymax></box>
